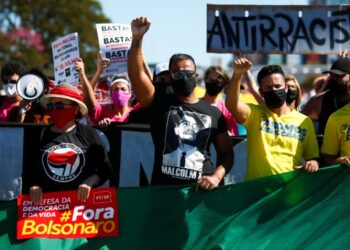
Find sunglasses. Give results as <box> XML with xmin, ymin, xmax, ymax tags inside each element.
<box><xmin>47</xmin><ymin>102</ymin><xmax>75</xmax><ymax>111</ymax></box>
<box><xmin>3</xmin><ymin>80</ymin><xmax>18</xmax><ymax>85</ymax></box>
<box><xmin>171</xmin><ymin>70</ymin><xmax>197</xmax><ymax>80</ymax></box>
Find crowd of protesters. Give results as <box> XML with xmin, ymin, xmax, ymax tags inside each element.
<box><xmin>0</xmin><ymin>16</ymin><xmax>350</xmax><ymax>204</ymax></box>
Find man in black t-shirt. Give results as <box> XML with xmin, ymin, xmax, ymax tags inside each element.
<box><xmin>128</xmin><ymin>17</ymin><xmax>233</xmax><ymax>190</ymax></box>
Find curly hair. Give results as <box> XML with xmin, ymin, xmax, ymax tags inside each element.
<box><xmin>1</xmin><ymin>61</ymin><xmax>25</xmax><ymax>82</ymax></box>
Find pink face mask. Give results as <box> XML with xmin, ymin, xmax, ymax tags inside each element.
<box><xmin>111</xmin><ymin>89</ymin><xmax>130</xmax><ymax>107</ymax></box>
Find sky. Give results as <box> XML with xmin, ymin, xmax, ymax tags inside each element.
<box><xmin>99</xmin><ymin>0</ymin><xmax>308</xmax><ymax>68</ymax></box>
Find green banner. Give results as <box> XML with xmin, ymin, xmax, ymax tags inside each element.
<box><xmin>1</xmin><ymin>165</ymin><xmax>349</xmax><ymax>249</ymax></box>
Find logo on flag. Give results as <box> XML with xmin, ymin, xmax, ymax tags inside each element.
<box><xmin>42</xmin><ymin>143</ymin><xmax>85</xmax><ymax>183</ymax></box>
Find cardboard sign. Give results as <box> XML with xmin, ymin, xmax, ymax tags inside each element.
<box><xmin>96</xmin><ymin>23</ymin><xmax>132</xmax><ymax>77</ymax></box>
<box><xmin>207</xmin><ymin>5</ymin><xmax>350</xmax><ymax>54</ymax></box>
<box><xmin>17</xmin><ymin>187</ymin><xmax>118</xmax><ymax>239</ymax></box>
<box><xmin>51</xmin><ymin>33</ymin><xmax>80</xmax><ymax>86</ymax></box>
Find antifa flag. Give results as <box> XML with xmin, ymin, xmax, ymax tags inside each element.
<box><xmin>1</xmin><ymin>164</ymin><xmax>350</xmax><ymax>249</ymax></box>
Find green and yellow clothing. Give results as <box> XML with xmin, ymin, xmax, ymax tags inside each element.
<box><xmin>321</xmin><ymin>103</ymin><xmax>350</xmax><ymax>157</ymax></box>
<box><xmin>243</xmin><ymin>104</ymin><xmax>319</xmax><ymax>180</ymax></box>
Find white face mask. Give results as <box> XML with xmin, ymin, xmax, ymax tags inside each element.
<box><xmin>4</xmin><ymin>83</ymin><xmax>17</xmax><ymax>97</ymax></box>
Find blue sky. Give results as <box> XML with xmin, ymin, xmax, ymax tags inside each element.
<box><xmin>99</xmin><ymin>0</ymin><xmax>308</xmax><ymax>68</ymax></box>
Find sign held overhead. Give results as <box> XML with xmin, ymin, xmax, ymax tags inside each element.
<box><xmin>207</xmin><ymin>5</ymin><xmax>350</xmax><ymax>54</ymax></box>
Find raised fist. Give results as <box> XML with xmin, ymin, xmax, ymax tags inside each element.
<box><xmin>131</xmin><ymin>17</ymin><xmax>151</xmax><ymax>39</ymax></box>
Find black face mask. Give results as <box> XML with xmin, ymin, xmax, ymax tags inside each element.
<box><xmin>205</xmin><ymin>81</ymin><xmax>224</xmax><ymax>96</ymax></box>
<box><xmin>263</xmin><ymin>89</ymin><xmax>287</xmax><ymax>108</ymax></box>
<box><xmin>171</xmin><ymin>76</ymin><xmax>196</xmax><ymax>96</ymax></box>
<box><xmin>328</xmin><ymin>79</ymin><xmax>349</xmax><ymax>95</ymax></box>
<box><xmin>286</xmin><ymin>89</ymin><xmax>298</xmax><ymax>104</ymax></box>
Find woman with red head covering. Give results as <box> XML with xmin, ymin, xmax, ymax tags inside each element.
<box><xmin>29</xmin><ymin>84</ymin><xmax>112</xmax><ymax>205</ymax></box>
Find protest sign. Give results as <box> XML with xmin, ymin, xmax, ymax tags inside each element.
<box><xmin>51</xmin><ymin>33</ymin><xmax>80</xmax><ymax>86</ymax></box>
<box><xmin>96</xmin><ymin>24</ymin><xmax>132</xmax><ymax>77</ymax></box>
<box><xmin>17</xmin><ymin>187</ymin><xmax>118</xmax><ymax>239</ymax></box>
<box><xmin>207</xmin><ymin>5</ymin><xmax>350</xmax><ymax>54</ymax></box>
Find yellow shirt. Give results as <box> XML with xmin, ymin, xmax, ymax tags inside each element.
<box><xmin>321</xmin><ymin>103</ymin><xmax>350</xmax><ymax>157</ymax></box>
<box><xmin>243</xmin><ymin>104</ymin><xmax>319</xmax><ymax>180</ymax></box>
<box><xmin>194</xmin><ymin>86</ymin><xmax>206</xmax><ymax>99</ymax></box>
<box><xmin>241</xmin><ymin>92</ymin><xmax>258</xmax><ymax>104</ymax></box>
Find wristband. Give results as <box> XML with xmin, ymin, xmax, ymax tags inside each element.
<box><xmin>19</xmin><ymin>108</ymin><xmax>26</xmax><ymax>115</ymax></box>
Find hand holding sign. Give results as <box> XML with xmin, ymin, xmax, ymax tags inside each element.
<box><xmin>74</xmin><ymin>58</ymin><xmax>85</xmax><ymax>75</ymax></box>
<box><xmin>29</xmin><ymin>186</ymin><xmax>43</xmax><ymax>205</ymax></box>
<box><xmin>78</xmin><ymin>174</ymin><xmax>101</xmax><ymax>202</ymax></box>
<box><xmin>77</xmin><ymin>184</ymin><xmax>92</xmax><ymax>202</ymax></box>
<box><xmin>97</xmin><ymin>51</ymin><xmax>110</xmax><ymax>72</ymax></box>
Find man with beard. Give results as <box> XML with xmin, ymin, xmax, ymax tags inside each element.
<box><xmin>302</xmin><ymin>58</ymin><xmax>350</xmax><ymax>134</ymax></box>
<box><xmin>128</xmin><ymin>17</ymin><xmax>233</xmax><ymax>190</ymax></box>
<box><xmin>226</xmin><ymin>58</ymin><xmax>319</xmax><ymax>181</ymax></box>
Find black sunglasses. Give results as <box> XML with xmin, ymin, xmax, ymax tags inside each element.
<box><xmin>47</xmin><ymin>102</ymin><xmax>74</xmax><ymax>111</ymax></box>
<box><xmin>3</xmin><ymin>80</ymin><xmax>18</xmax><ymax>85</ymax></box>
<box><xmin>171</xmin><ymin>70</ymin><xmax>197</xmax><ymax>80</ymax></box>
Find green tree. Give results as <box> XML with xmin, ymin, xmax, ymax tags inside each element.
<box><xmin>0</xmin><ymin>0</ymin><xmax>110</xmax><ymax>77</ymax></box>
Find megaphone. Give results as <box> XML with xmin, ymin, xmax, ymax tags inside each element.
<box><xmin>16</xmin><ymin>74</ymin><xmax>44</xmax><ymax>100</ymax></box>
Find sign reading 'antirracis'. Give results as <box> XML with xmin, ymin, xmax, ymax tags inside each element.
<box><xmin>207</xmin><ymin>5</ymin><xmax>350</xmax><ymax>54</ymax></box>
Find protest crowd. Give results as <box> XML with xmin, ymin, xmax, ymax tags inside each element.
<box><xmin>1</xmin><ymin>15</ymin><xmax>350</xmax><ymax>196</ymax></box>
<box><xmin>0</xmin><ymin>4</ymin><xmax>350</xmax><ymax>247</ymax></box>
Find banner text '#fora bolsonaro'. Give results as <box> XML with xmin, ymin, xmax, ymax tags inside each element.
<box><xmin>16</xmin><ymin>188</ymin><xmax>119</xmax><ymax>239</ymax></box>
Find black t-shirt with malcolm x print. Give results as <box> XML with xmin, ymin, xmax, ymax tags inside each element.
<box><xmin>149</xmin><ymin>93</ymin><xmax>227</xmax><ymax>185</ymax></box>
<box><xmin>32</xmin><ymin>123</ymin><xmax>112</xmax><ymax>192</ymax></box>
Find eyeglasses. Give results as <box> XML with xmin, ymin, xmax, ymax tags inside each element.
<box><xmin>3</xmin><ymin>80</ymin><xmax>18</xmax><ymax>85</ymax></box>
<box><xmin>47</xmin><ymin>102</ymin><xmax>74</xmax><ymax>111</ymax></box>
<box><xmin>171</xmin><ymin>70</ymin><xmax>197</xmax><ymax>80</ymax></box>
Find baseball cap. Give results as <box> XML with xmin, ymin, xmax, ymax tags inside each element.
<box><xmin>323</xmin><ymin>58</ymin><xmax>350</xmax><ymax>75</ymax></box>
<box><xmin>153</xmin><ymin>62</ymin><xmax>169</xmax><ymax>78</ymax></box>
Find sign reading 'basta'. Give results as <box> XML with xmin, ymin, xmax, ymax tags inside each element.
<box><xmin>16</xmin><ymin>187</ymin><xmax>118</xmax><ymax>239</ymax></box>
